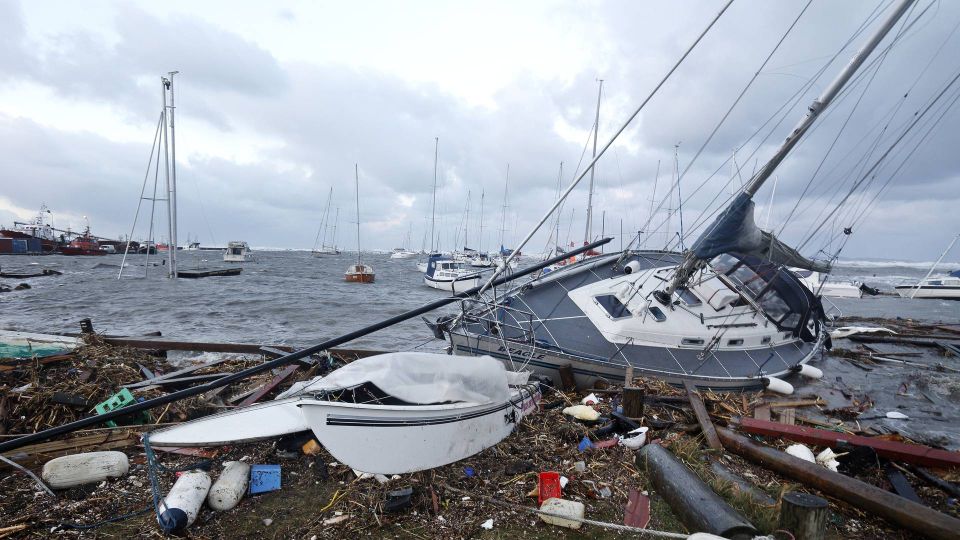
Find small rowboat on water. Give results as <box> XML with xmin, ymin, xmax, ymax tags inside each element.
<box><xmin>345</xmin><ymin>263</ymin><xmax>375</xmax><ymax>283</ymax></box>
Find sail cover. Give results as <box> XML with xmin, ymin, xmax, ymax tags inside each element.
<box><xmin>691</xmin><ymin>192</ymin><xmax>829</xmax><ymax>272</ymax></box>
<box><xmin>278</xmin><ymin>352</ymin><xmax>510</xmax><ymax>405</ymax></box>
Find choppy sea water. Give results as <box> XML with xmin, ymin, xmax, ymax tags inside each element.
<box><xmin>2</xmin><ymin>250</ymin><xmax>959</xmax><ymax>447</ymax></box>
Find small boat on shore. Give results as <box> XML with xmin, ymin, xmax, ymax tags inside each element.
<box><xmin>791</xmin><ymin>269</ymin><xmax>864</xmax><ymax>299</ymax></box>
<box><xmin>147</xmin><ymin>353</ymin><xmax>541</xmax><ymax>474</ymax></box>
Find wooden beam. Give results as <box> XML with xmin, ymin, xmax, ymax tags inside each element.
<box><xmin>718</xmin><ymin>427</ymin><xmax>960</xmax><ymax>540</ymax></box>
<box><xmin>123</xmin><ymin>359</ymin><xmax>229</xmax><ymax>389</ymax></box>
<box><xmin>737</xmin><ymin>417</ymin><xmax>960</xmax><ymax>468</ymax></box>
<box><xmin>104</xmin><ymin>336</ymin><xmax>290</xmax><ymax>354</ymax></box>
<box><xmin>683</xmin><ymin>380</ymin><xmax>722</xmax><ymax>451</ymax></box>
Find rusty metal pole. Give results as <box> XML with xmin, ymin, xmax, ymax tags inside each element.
<box><xmin>717</xmin><ymin>427</ymin><xmax>960</xmax><ymax>540</ymax></box>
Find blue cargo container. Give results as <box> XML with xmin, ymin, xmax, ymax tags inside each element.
<box><xmin>27</xmin><ymin>238</ymin><xmax>42</xmax><ymax>253</ymax></box>
<box><xmin>12</xmin><ymin>239</ymin><xmax>26</xmax><ymax>254</ymax></box>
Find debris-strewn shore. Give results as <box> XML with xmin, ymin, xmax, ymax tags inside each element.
<box><xmin>1</xmin><ymin>317</ymin><xmax>958</xmax><ymax>539</ymax></box>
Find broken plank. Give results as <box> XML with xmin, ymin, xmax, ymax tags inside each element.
<box><xmin>123</xmin><ymin>359</ymin><xmax>230</xmax><ymax>389</ymax></box>
<box><xmin>764</xmin><ymin>399</ymin><xmax>822</xmax><ymax>409</ymax></box>
<box><xmin>753</xmin><ymin>405</ymin><xmax>771</xmax><ymax>421</ymax></box>
<box><xmin>884</xmin><ymin>464</ymin><xmax>921</xmax><ymax>503</ymax></box>
<box><xmin>683</xmin><ymin>380</ymin><xmax>722</xmax><ymax>451</ymax></box>
<box><xmin>737</xmin><ymin>417</ymin><xmax>960</xmax><ymax>468</ymax></box>
<box><xmin>777</xmin><ymin>408</ymin><xmax>796</xmax><ymax>426</ymax></box>
<box><xmin>238</xmin><ymin>364</ymin><xmax>302</xmax><ymax>406</ymax></box>
<box><xmin>1</xmin><ymin>431</ymin><xmax>139</xmax><ymax>466</ymax></box>
<box><xmin>104</xmin><ymin>337</ymin><xmax>291</xmax><ymax>354</ymax></box>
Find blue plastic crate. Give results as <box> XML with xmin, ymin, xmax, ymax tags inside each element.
<box><xmin>249</xmin><ymin>464</ymin><xmax>281</xmax><ymax>495</ymax></box>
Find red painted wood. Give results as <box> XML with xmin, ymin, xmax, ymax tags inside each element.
<box><xmin>624</xmin><ymin>488</ymin><xmax>650</xmax><ymax>528</ymax></box>
<box><xmin>738</xmin><ymin>417</ymin><xmax>960</xmax><ymax>468</ymax></box>
<box><xmin>592</xmin><ymin>438</ymin><xmax>620</xmax><ymax>449</ymax></box>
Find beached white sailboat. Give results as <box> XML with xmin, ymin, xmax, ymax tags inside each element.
<box><xmin>147</xmin><ymin>353</ymin><xmax>541</xmax><ymax>474</ymax></box>
<box><xmin>430</xmin><ymin>1</ymin><xmax>923</xmax><ymax>391</ymax></box>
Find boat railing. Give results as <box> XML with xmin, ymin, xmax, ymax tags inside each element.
<box><xmin>460</xmin><ymin>299</ymin><xmax>538</xmax><ymax>345</ymax></box>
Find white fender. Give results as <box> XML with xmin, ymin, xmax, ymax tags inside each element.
<box><xmin>207</xmin><ymin>461</ymin><xmax>250</xmax><ymax>511</ymax></box>
<box><xmin>158</xmin><ymin>470</ymin><xmax>211</xmax><ymax>533</ymax></box>
<box><xmin>763</xmin><ymin>376</ymin><xmax>794</xmax><ymax>395</ymax></box>
<box><xmin>41</xmin><ymin>451</ymin><xmax>129</xmax><ymax>489</ymax></box>
<box><xmin>798</xmin><ymin>364</ymin><xmax>823</xmax><ymax>379</ymax></box>
<box><xmin>624</xmin><ymin>261</ymin><xmax>641</xmax><ymax>274</ymax></box>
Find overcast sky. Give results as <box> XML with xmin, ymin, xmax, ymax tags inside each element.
<box><xmin>1</xmin><ymin>0</ymin><xmax>959</xmax><ymax>262</ymax></box>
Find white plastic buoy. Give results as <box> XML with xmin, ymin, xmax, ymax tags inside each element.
<box><xmin>207</xmin><ymin>461</ymin><xmax>250</xmax><ymax>511</ymax></box>
<box><xmin>562</xmin><ymin>405</ymin><xmax>600</xmax><ymax>422</ymax></box>
<box><xmin>158</xmin><ymin>470</ymin><xmax>212</xmax><ymax>533</ymax></box>
<box><xmin>624</xmin><ymin>261</ymin><xmax>641</xmax><ymax>274</ymax></box>
<box><xmin>619</xmin><ymin>427</ymin><xmax>649</xmax><ymax>449</ymax></box>
<box><xmin>763</xmin><ymin>376</ymin><xmax>794</xmax><ymax>395</ymax></box>
<box><xmin>785</xmin><ymin>444</ymin><xmax>816</xmax><ymax>463</ymax></box>
<box><xmin>539</xmin><ymin>498</ymin><xmax>584</xmax><ymax>530</ymax></box>
<box><xmin>798</xmin><ymin>364</ymin><xmax>823</xmax><ymax>379</ymax></box>
<box><xmin>41</xmin><ymin>451</ymin><xmax>129</xmax><ymax>489</ymax></box>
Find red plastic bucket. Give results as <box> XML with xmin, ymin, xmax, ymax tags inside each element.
<box><xmin>538</xmin><ymin>471</ymin><xmax>562</xmax><ymax>507</ymax></box>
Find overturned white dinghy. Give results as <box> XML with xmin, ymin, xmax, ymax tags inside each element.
<box><xmin>149</xmin><ymin>352</ymin><xmax>541</xmax><ymax>474</ymax></box>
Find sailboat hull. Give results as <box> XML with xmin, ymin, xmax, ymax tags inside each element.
<box><xmin>147</xmin><ymin>387</ymin><xmax>541</xmax><ymax>474</ymax></box>
<box><xmin>345</xmin><ymin>272</ymin><xmax>375</xmax><ymax>283</ymax></box>
<box><xmin>424</xmin><ymin>274</ymin><xmax>480</xmax><ymax>292</ymax></box>
<box><xmin>438</xmin><ymin>250</ymin><xmax>827</xmax><ymax>391</ymax></box>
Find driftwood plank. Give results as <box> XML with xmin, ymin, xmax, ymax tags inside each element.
<box><xmin>683</xmin><ymin>380</ymin><xmax>722</xmax><ymax>451</ymax></box>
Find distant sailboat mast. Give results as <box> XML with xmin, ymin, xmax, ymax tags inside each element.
<box><xmin>583</xmin><ymin>79</ymin><xmax>603</xmax><ymax>252</ymax></box>
<box><xmin>355</xmin><ymin>164</ymin><xmax>362</xmax><ymax>267</ymax></box>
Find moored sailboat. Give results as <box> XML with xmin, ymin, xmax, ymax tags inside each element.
<box><xmin>345</xmin><ymin>164</ymin><xmax>375</xmax><ymax>283</ymax></box>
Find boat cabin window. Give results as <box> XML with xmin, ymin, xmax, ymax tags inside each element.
<box><xmin>595</xmin><ymin>294</ymin><xmax>631</xmax><ymax>320</ymax></box>
<box><xmin>727</xmin><ymin>339</ymin><xmax>743</xmax><ymax>346</ymax></box>
<box><xmin>681</xmin><ymin>338</ymin><xmax>704</xmax><ymax>346</ymax></box>
<box><xmin>677</xmin><ymin>288</ymin><xmax>702</xmax><ymax>306</ymax></box>
<box><xmin>928</xmin><ymin>280</ymin><xmax>942</xmax><ymax>286</ymax></box>
<box><xmin>761</xmin><ymin>336</ymin><xmax>772</xmax><ymax>345</ymax></box>
<box><xmin>758</xmin><ymin>289</ymin><xmax>790</xmax><ymax>321</ymax></box>
<box><xmin>648</xmin><ymin>306</ymin><xmax>667</xmax><ymax>322</ymax></box>
<box><xmin>711</xmin><ymin>254</ymin><xmax>739</xmax><ymax>275</ymax></box>
<box><xmin>730</xmin><ymin>265</ymin><xmax>766</xmax><ymax>296</ymax></box>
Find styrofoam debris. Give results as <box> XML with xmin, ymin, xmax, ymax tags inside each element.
<box><xmin>562</xmin><ymin>405</ymin><xmax>600</xmax><ymax>421</ymax></box>
<box><xmin>785</xmin><ymin>444</ymin><xmax>815</xmax><ymax>463</ymax></box>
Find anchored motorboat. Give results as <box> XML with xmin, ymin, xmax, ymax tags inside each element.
<box><xmin>424</xmin><ymin>254</ymin><xmax>483</xmax><ymax>292</ymax></box>
<box><xmin>146</xmin><ymin>353</ymin><xmax>541</xmax><ymax>474</ymax></box>
<box><xmin>223</xmin><ymin>241</ymin><xmax>252</xmax><ymax>263</ymax></box>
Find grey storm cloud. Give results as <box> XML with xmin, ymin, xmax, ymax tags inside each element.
<box><xmin>1</xmin><ymin>0</ymin><xmax>959</xmax><ymax>261</ymax></box>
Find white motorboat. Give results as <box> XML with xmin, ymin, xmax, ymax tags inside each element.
<box><xmin>147</xmin><ymin>353</ymin><xmax>541</xmax><ymax>474</ymax></box>
<box><xmin>390</xmin><ymin>248</ymin><xmax>417</xmax><ymax>259</ymax></box>
<box><xmin>423</xmin><ymin>254</ymin><xmax>483</xmax><ymax>292</ymax></box>
<box><xmin>791</xmin><ymin>269</ymin><xmax>863</xmax><ymax>299</ymax></box>
<box><xmin>223</xmin><ymin>241</ymin><xmax>252</xmax><ymax>262</ymax></box>
<box><xmin>895</xmin><ymin>234</ymin><xmax>959</xmax><ymax>300</ymax></box>
<box><xmin>895</xmin><ymin>270</ymin><xmax>960</xmax><ymax>299</ymax></box>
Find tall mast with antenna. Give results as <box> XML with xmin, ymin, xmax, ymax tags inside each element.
<box><xmin>583</xmin><ymin>79</ymin><xmax>603</xmax><ymax>249</ymax></box>
<box><xmin>160</xmin><ymin>76</ymin><xmax>174</xmax><ymax>277</ymax></box>
<box><xmin>167</xmin><ymin>71</ymin><xmax>179</xmax><ymax>277</ymax></box>
<box><xmin>430</xmin><ymin>137</ymin><xmax>438</xmax><ymax>254</ymax></box>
